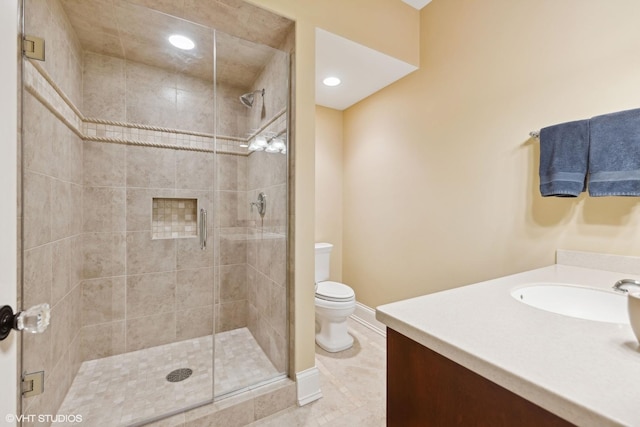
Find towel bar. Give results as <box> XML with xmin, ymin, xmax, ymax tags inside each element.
<box><xmin>529</xmin><ymin>131</ymin><xmax>540</xmax><ymax>138</ymax></box>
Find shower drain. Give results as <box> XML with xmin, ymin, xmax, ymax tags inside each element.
<box><xmin>166</xmin><ymin>368</ymin><xmax>193</xmax><ymax>383</ymax></box>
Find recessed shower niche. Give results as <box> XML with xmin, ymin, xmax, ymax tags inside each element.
<box><xmin>19</xmin><ymin>0</ymin><xmax>293</xmax><ymax>425</ymax></box>
<box><xmin>152</xmin><ymin>198</ymin><xmax>197</xmax><ymax>239</ymax></box>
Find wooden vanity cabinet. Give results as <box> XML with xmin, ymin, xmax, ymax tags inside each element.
<box><xmin>387</xmin><ymin>328</ymin><xmax>576</xmax><ymax>427</ymax></box>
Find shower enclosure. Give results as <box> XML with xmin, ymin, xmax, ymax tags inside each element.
<box><xmin>19</xmin><ymin>0</ymin><xmax>292</xmax><ymax>425</ymax></box>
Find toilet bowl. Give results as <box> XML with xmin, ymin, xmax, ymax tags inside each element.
<box><xmin>314</xmin><ymin>243</ymin><xmax>356</xmax><ymax>352</ymax></box>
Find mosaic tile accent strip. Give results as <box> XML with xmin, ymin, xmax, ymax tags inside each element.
<box><xmin>84</xmin><ymin>121</ymin><xmax>216</xmax><ymax>152</ymax></box>
<box><xmin>23</xmin><ymin>60</ymin><xmax>83</xmax><ymax>136</ymax></box>
<box><xmin>56</xmin><ymin>328</ymin><xmax>279</xmax><ymax>427</ymax></box>
<box><xmin>152</xmin><ymin>198</ymin><xmax>197</xmax><ymax>239</ymax></box>
<box><xmin>24</xmin><ymin>59</ymin><xmax>254</xmax><ymax>156</ymax></box>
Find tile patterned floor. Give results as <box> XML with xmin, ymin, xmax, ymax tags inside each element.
<box><xmin>56</xmin><ymin>328</ymin><xmax>279</xmax><ymax>426</ymax></box>
<box><xmin>249</xmin><ymin>318</ymin><xmax>387</xmax><ymax>426</ymax></box>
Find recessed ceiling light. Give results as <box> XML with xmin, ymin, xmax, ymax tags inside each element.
<box><xmin>323</xmin><ymin>76</ymin><xmax>341</xmax><ymax>87</ymax></box>
<box><xmin>169</xmin><ymin>35</ymin><xmax>195</xmax><ymax>50</ymax></box>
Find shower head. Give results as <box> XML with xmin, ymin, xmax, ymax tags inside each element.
<box><xmin>240</xmin><ymin>88</ymin><xmax>265</xmax><ymax>108</ymax></box>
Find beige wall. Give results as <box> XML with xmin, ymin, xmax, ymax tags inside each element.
<box><xmin>342</xmin><ymin>0</ymin><xmax>640</xmax><ymax>308</ymax></box>
<box><xmin>315</xmin><ymin>106</ymin><xmax>344</xmax><ymax>281</ymax></box>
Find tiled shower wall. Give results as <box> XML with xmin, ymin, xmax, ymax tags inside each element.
<box><xmin>22</xmin><ymin>0</ymin><xmax>84</xmax><ymax>421</ymax></box>
<box><xmin>80</xmin><ymin>54</ymin><xmax>216</xmax><ymax>359</ymax></box>
<box><xmin>245</xmin><ymin>48</ymin><xmax>289</xmax><ymax>372</ymax></box>
<box><xmin>83</xmin><ymin>51</ymin><xmax>252</xmax><ymax>139</ymax></box>
<box><xmin>80</xmin><ymin>142</ymin><xmax>215</xmax><ymax>358</ymax></box>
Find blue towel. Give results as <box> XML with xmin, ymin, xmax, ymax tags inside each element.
<box><xmin>589</xmin><ymin>108</ymin><xmax>640</xmax><ymax>196</ymax></box>
<box><xmin>539</xmin><ymin>119</ymin><xmax>589</xmax><ymax>197</ymax></box>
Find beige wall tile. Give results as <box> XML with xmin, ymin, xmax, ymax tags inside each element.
<box><xmin>176</xmin><ymin>150</ymin><xmax>214</xmax><ymax>190</ymax></box>
<box><xmin>23</xmin><ymin>244</ymin><xmax>52</xmax><ymax>308</ymax></box>
<box><xmin>267</xmin><ymin>327</ymin><xmax>287</xmax><ymax>373</ymax></box>
<box><xmin>126</xmin><ymin>271</ymin><xmax>176</xmax><ymax>318</ymax></box>
<box><xmin>69</xmin><ymin>332</ymin><xmax>83</xmax><ymax>379</ymax></box>
<box><xmin>82</xmin><ymin>277</ymin><xmax>126</xmax><ymax>326</ymax></box>
<box><xmin>126</xmin><ymin>60</ymin><xmax>176</xmax><ymax>88</ymax></box>
<box><xmin>268</xmin><ymin>281</ymin><xmax>287</xmax><ymax>335</ymax></box>
<box><xmin>83</xmin><ymin>232</ymin><xmax>126</xmax><ymax>279</ymax></box>
<box><xmin>40</xmin><ymin>345</ymin><xmax>73</xmax><ymax>421</ymax></box>
<box><xmin>69</xmin><ymin>234</ymin><xmax>83</xmax><ymax>287</ymax></box>
<box><xmin>51</xmin><ymin>178</ymin><xmax>72</xmax><ymax>241</ymax></box>
<box><xmin>124</xmin><ymin>59</ymin><xmax>177</xmax><ymax>127</ymax></box>
<box><xmin>218</xmin><ymin>191</ymin><xmax>242</xmax><ymax>228</ymax></box>
<box><xmin>22</xmin><ymin>92</ymin><xmax>55</xmax><ymax>177</ymax></box>
<box><xmin>220</xmin><ymin>235</ymin><xmax>246</xmax><ymax>266</ymax></box>
<box><xmin>217</xmin><ymin>154</ymin><xmax>239</xmax><ymax>191</ymax></box>
<box><xmin>216</xmin><ymin>300</ymin><xmax>247</xmax><ymax>332</ymax></box>
<box><xmin>48</xmin><ymin>102</ymin><xmax>71</xmax><ymax>181</ymax></box>
<box><xmin>83</xmin><ymin>186</ymin><xmax>126</xmax><ymax>232</ymax></box>
<box><xmin>253</xmin><ymin>381</ymin><xmax>296</xmax><ymax>420</ymax></box>
<box><xmin>23</xmin><ymin>171</ymin><xmax>51</xmax><ymax>250</ymax></box>
<box><xmin>82</xmin><ymin>321</ymin><xmax>126</xmax><ymax>361</ymax></box>
<box><xmin>127</xmin><ymin>188</ymin><xmax>174</xmax><ymax>232</ymax></box>
<box><xmin>126</xmin><ymin>82</ymin><xmax>178</xmax><ymax>128</ymax></box>
<box><xmin>126</xmin><ymin>312</ymin><xmax>176</xmax><ymax>352</ymax></box>
<box><xmin>126</xmin><ymin>231</ymin><xmax>176</xmax><ymax>275</ymax></box>
<box><xmin>50</xmin><ymin>296</ymin><xmax>71</xmax><ymax>370</ymax></box>
<box><xmin>69</xmin><ymin>283</ymin><xmax>83</xmax><ymax>341</ymax></box>
<box><xmin>70</xmin><ymin>183</ymin><xmax>83</xmax><ymax>235</ymax></box>
<box><xmin>177</xmin><ymin>89</ymin><xmax>214</xmax><ymax>134</ymax></box>
<box><xmin>22</xmin><ymin>322</ymin><xmax>52</xmax><ymax>378</ymax></box>
<box><xmin>83</xmin><ymin>52</ymin><xmax>126</xmax><ymax>120</ymax></box>
<box><xmin>176</xmin><ymin>267</ymin><xmax>214</xmax><ymax>309</ymax></box>
<box><xmin>83</xmin><ymin>140</ymin><xmax>126</xmax><ymax>187</ymax></box>
<box><xmin>126</xmin><ymin>145</ymin><xmax>176</xmax><ymax>189</ymax></box>
<box><xmin>246</xmin><ymin>265</ymin><xmax>257</xmax><ymax>307</ymax></box>
<box><xmin>176</xmin><ymin>305</ymin><xmax>213</xmax><ymax>340</ymax></box>
<box><xmin>51</xmin><ymin>238</ymin><xmax>71</xmax><ymax>306</ymax></box>
<box><xmin>219</xmin><ymin>264</ymin><xmax>246</xmax><ymax>302</ymax></box>
<box><xmin>216</xmin><ymin>84</ymin><xmax>250</xmax><ymax>137</ymax></box>
<box><xmin>67</xmin><ymin>130</ymin><xmax>84</xmax><ymax>186</ymax></box>
<box><xmin>176</xmin><ymin>234</ymin><xmax>213</xmax><ymax>270</ymax></box>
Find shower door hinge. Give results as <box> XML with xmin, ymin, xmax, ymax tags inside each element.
<box><xmin>22</xmin><ymin>371</ymin><xmax>44</xmax><ymax>397</ymax></box>
<box><xmin>22</xmin><ymin>35</ymin><xmax>45</xmax><ymax>61</ymax></box>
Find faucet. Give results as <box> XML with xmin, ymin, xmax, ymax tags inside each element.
<box><xmin>612</xmin><ymin>278</ymin><xmax>640</xmax><ymax>294</ymax></box>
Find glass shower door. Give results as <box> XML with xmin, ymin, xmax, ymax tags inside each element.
<box><xmin>20</xmin><ymin>1</ymin><xmax>216</xmax><ymax>425</ymax></box>
<box><xmin>213</xmin><ymin>30</ymin><xmax>290</xmax><ymax>398</ymax></box>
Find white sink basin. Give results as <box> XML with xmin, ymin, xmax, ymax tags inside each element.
<box><xmin>511</xmin><ymin>284</ymin><xmax>628</xmax><ymax>324</ymax></box>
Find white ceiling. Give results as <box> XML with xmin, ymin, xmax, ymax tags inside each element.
<box><xmin>315</xmin><ymin>28</ymin><xmax>418</xmax><ymax>111</ymax></box>
<box><xmin>402</xmin><ymin>0</ymin><xmax>432</xmax><ymax>9</ymax></box>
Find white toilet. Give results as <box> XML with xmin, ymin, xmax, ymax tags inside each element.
<box><xmin>315</xmin><ymin>242</ymin><xmax>356</xmax><ymax>352</ymax></box>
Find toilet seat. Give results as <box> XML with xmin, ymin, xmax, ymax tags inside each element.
<box><xmin>316</xmin><ymin>281</ymin><xmax>355</xmax><ymax>302</ymax></box>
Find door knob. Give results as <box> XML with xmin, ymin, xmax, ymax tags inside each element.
<box><xmin>0</xmin><ymin>303</ymin><xmax>50</xmax><ymax>341</ymax></box>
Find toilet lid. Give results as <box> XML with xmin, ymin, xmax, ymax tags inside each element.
<box><xmin>316</xmin><ymin>281</ymin><xmax>355</xmax><ymax>302</ymax></box>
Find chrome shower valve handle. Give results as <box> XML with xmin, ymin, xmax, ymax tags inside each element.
<box><xmin>250</xmin><ymin>192</ymin><xmax>267</xmax><ymax>217</ymax></box>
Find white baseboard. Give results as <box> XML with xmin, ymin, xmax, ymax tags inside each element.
<box><xmin>350</xmin><ymin>302</ymin><xmax>387</xmax><ymax>337</ymax></box>
<box><xmin>295</xmin><ymin>366</ymin><xmax>322</xmax><ymax>406</ymax></box>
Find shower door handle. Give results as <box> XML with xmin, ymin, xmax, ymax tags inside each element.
<box><xmin>0</xmin><ymin>303</ymin><xmax>50</xmax><ymax>341</ymax></box>
<box><xmin>200</xmin><ymin>209</ymin><xmax>207</xmax><ymax>250</ymax></box>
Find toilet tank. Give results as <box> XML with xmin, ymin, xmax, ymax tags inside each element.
<box><xmin>314</xmin><ymin>243</ymin><xmax>333</xmax><ymax>283</ymax></box>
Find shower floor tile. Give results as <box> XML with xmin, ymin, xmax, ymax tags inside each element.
<box><xmin>56</xmin><ymin>328</ymin><xmax>278</xmax><ymax>426</ymax></box>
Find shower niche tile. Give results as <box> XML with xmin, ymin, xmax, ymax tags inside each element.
<box><xmin>152</xmin><ymin>198</ymin><xmax>197</xmax><ymax>239</ymax></box>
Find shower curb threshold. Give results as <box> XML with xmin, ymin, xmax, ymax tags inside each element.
<box><xmin>143</xmin><ymin>377</ymin><xmax>297</xmax><ymax>427</ymax></box>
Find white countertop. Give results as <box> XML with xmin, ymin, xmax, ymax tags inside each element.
<box><xmin>376</xmin><ymin>264</ymin><xmax>640</xmax><ymax>427</ymax></box>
